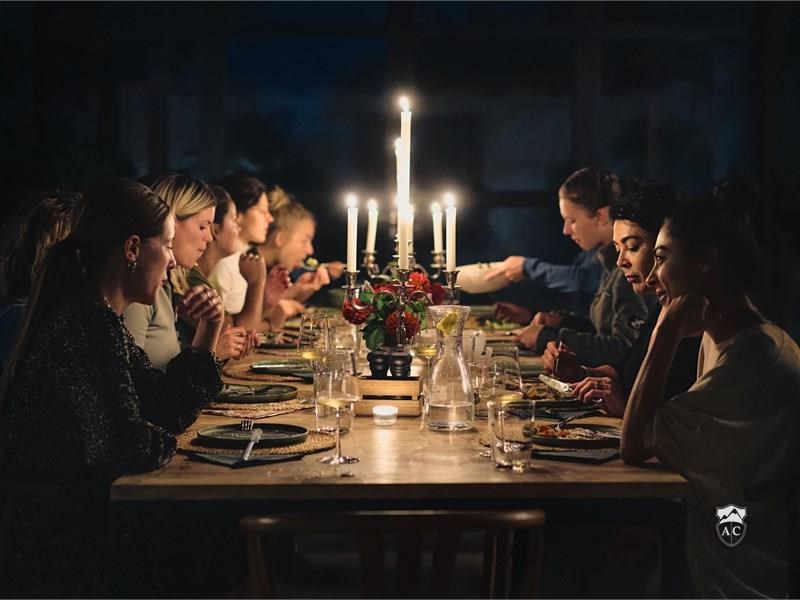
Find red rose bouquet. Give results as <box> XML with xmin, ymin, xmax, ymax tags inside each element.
<box><xmin>342</xmin><ymin>273</ymin><xmax>447</xmax><ymax>350</ymax></box>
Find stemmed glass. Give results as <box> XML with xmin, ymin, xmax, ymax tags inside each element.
<box><xmin>316</xmin><ymin>360</ymin><xmax>360</xmax><ymax>465</ymax></box>
<box><xmin>297</xmin><ymin>313</ymin><xmax>333</xmax><ymax>370</ymax></box>
<box><xmin>409</xmin><ymin>316</ymin><xmax>438</xmax><ymax>420</ymax></box>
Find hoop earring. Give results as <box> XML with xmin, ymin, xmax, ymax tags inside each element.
<box><xmin>127</xmin><ymin>260</ymin><xmax>137</xmax><ymax>274</ymax></box>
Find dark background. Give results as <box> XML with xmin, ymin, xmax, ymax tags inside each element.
<box><xmin>1</xmin><ymin>1</ymin><xmax>798</xmax><ymax>331</ymax></box>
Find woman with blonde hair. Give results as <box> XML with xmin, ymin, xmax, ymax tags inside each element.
<box><xmin>123</xmin><ymin>173</ymin><xmax>228</xmax><ymax>367</ymax></box>
<box><xmin>256</xmin><ymin>186</ymin><xmax>339</xmax><ymax>318</ymax></box>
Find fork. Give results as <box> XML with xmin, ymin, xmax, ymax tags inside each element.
<box><xmin>240</xmin><ymin>419</ymin><xmax>262</xmax><ymax>462</ymax></box>
<box><xmin>555</xmin><ymin>410</ymin><xmax>603</xmax><ymax>430</ymax></box>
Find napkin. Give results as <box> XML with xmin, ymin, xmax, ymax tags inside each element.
<box><xmin>186</xmin><ymin>452</ymin><xmax>305</xmax><ymax>469</ymax></box>
<box><xmin>532</xmin><ymin>448</ymin><xmax>619</xmax><ymax>464</ymax></box>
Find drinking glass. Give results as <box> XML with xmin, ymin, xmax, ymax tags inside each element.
<box><xmin>315</xmin><ymin>350</ymin><xmax>356</xmax><ymax>433</ymax></box>
<box><xmin>410</xmin><ymin>319</ymin><xmax>438</xmax><ymax>416</ymax></box>
<box><xmin>297</xmin><ymin>313</ymin><xmax>332</xmax><ymax>369</ymax></box>
<box><xmin>478</xmin><ymin>356</ymin><xmax>525</xmax><ymax>458</ymax></box>
<box><xmin>487</xmin><ymin>397</ymin><xmax>535</xmax><ymax>472</ymax></box>
<box><xmin>316</xmin><ymin>361</ymin><xmax>360</xmax><ymax>465</ymax></box>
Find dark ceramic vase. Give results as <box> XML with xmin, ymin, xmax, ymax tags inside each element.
<box><xmin>366</xmin><ymin>348</ymin><xmax>390</xmax><ymax>378</ymax></box>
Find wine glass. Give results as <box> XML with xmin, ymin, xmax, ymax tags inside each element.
<box><xmin>297</xmin><ymin>313</ymin><xmax>332</xmax><ymax>369</ymax></box>
<box><xmin>316</xmin><ymin>363</ymin><xmax>360</xmax><ymax>465</ymax></box>
<box><xmin>409</xmin><ymin>316</ymin><xmax>438</xmax><ymax>419</ymax></box>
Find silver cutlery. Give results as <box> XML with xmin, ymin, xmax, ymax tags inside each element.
<box><xmin>240</xmin><ymin>419</ymin><xmax>262</xmax><ymax>461</ymax></box>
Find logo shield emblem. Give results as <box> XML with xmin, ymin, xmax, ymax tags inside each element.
<box><xmin>715</xmin><ymin>504</ymin><xmax>747</xmax><ymax>547</ymax></box>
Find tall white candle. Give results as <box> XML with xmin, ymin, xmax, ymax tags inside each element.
<box><xmin>398</xmin><ymin>97</ymin><xmax>411</xmax><ymax>214</ymax></box>
<box><xmin>445</xmin><ymin>193</ymin><xmax>457</xmax><ymax>271</ymax></box>
<box><xmin>346</xmin><ymin>194</ymin><xmax>358</xmax><ymax>272</ymax></box>
<box><xmin>431</xmin><ymin>202</ymin><xmax>443</xmax><ymax>253</ymax></box>
<box><xmin>408</xmin><ymin>204</ymin><xmax>415</xmax><ymax>253</ymax></box>
<box><xmin>365</xmin><ymin>198</ymin><xmax>378</xmax><ymax>253</ymax></box>
<box><xmin>397</xmin><ymin>206</ymin><xmax>409</xmax><ymax>269</ymax></box>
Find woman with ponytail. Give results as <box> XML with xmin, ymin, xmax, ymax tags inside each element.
<box><xmin>621</xmin><ymin>193</ymin><xmax>800</xmax><ymax>597</ymax></box>
<box><xmin>514</xmin><ymin>167</ymin><xmax>650</xmax><ymax>367</ymax></box>
<box><xmin>0</xmin><ymin>179</ymin><xmax>223</xmax><ymax>597</ymax></box>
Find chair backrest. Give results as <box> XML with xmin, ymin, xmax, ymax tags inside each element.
<box><xmin>745</xmin><ymin>477</ymin><xmax>800</xmax><ymax>598</ymax></box>
<box><xmin>240</xmin><ymin>509</ymin><xmax>546</xmax><ymax>598</ymax></box>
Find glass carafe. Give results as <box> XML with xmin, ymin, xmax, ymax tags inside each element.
<box><xmin>426</xmin><ymin>305</ymin><xmax>474</xmax><ymax>431</ymax></box>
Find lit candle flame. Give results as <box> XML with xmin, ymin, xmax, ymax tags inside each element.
<box><xmin>444</xmin><ymin>192</ymin><xmax>456</xmax><ymax>207</ymax></box>
<box><xmin>399</xmin><ymin>96</ymin><xmax>410</xmax><ymax>112</ymax></box>
<box><xmin>346</xmin><ymin>193</ymin><xmax>358</xmax><ymax>208</ymax></box>
<box><xmin>367</xmin><ymin>198</ymin><xmax>378</xmax><ymax>210</ymax></box>
<box><xmin>431</xmin><ymin>202</ymin><xmax>441</xmax><ymax>213</ymax></box>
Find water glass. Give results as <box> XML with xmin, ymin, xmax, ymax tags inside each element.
<box><xmin>487</xmin><ymin>398</ymin><xmax>535</xmax><ymax>472</ymax></box>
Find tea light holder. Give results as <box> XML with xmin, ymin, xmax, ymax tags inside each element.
<box><xmin>372</xmin><ymin>405</ymin><xmax>398</xmax><ymax>426</ymax></box>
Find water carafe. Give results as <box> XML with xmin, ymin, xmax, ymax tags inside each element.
<box><xmin>426</xmin><ymin>305</ymin><xmax>474</xmax><ymax>431</ymax></box>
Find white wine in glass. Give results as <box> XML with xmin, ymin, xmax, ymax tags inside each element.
<box><xmin>410</xmin><ymin>342</ymin><xmax>438</xmax><ymax>359</ymax></box>
<box><xmin>317</xmin><ymin>392</ymin><xmax>360</xmax><ymax>465</ymax></box>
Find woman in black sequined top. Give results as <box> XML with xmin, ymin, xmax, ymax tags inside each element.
<box><xmin>0</xmin><ymin>179</ymin><xmax>224</xmax><ymax>597</ymax></box>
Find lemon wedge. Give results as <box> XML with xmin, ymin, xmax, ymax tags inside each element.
<box><xmin>435</xmin><ymin>311</ymin><xmax>460</xmax><ymax>336</ymax></box>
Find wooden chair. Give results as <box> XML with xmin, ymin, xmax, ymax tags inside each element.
<box><xmin>744</xmin><ymin>477</ymin><xmax>800</xmax><ymax>597</ymax></box>
<box><xmin>239</xmin><ymin>509</ymin><xmax>546</xmax><ymax>598</ymax></box>
<box><xmin>0</xmin><ymin>480</ymin><xmax>60</xmax><ymax>598</ymax></box>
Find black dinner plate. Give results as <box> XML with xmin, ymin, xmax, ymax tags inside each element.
<box><xmin>523</xmin><ymin>424</ymin><xmax>619</xmax><ymax>449</ymax></box>
<box><xmin>217</xmin><ymin>384</ymin><xmax>298</xmax><ymax>404</ymax></box>
<box><xmin>196</xmin><ymin>423</ymin><xmax>309</xmax><ymax>448</ymax></box>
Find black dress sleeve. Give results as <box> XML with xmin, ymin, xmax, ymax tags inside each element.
<box><xmin>125</xmin><ymin>328</ymin><xmax>223</xmax><ymax>434</ymax></box>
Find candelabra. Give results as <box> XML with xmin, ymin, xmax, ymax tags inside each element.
<box><xmin>361</xmin><ymin>250</ymin><xmax>380</xmax><ymax>278</ymax></box>
<box><xmin>342</xmin><ymin>270</ymin><xmax>360</xmax><ymax>301</ymax></box>
<box><xmin>443</xmin><ymin>269</ymin><xmax>460</xmax><ymax>304</ymax></box>
<box><xmin>429</xmin><ymin>250</ymin><xmax>445</xmax><ymax>281</ymax></box>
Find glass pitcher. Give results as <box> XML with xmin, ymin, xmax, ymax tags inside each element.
<box><xmin>426</xmin><ymin>305</ymin><xmax>474</xmax><ymax>431</ymax></box>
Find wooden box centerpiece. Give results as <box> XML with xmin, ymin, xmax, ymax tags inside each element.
<box><xmin>355</xmin><ymin>375</ymin><xmax>422</xmax><ymax>417</ymax></box>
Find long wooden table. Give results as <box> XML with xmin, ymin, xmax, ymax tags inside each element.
<box><xmin>112</xmin><ymin>354</ymin><xmax>687</xmax><ymax>503</ymax></box>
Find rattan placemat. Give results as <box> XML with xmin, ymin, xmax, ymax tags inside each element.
<box><xmin>202</xmin><ymin>391</ymin><xmax>313</xmax><ymax>418</ymax></box>
<box><xmin>176</xmin><ymin>430</ymin><xmax>334</xmax><ymax>457</ymax></box>
<box><xmin>222</xmin><ymin>362</ymin><xmax>306</xmax><ymax>383</ymax></box>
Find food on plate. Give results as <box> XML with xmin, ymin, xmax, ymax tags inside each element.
<box><xmin>465</xmin><ymin>316</ymin><xmax>518</xmax><ymax>331</ymax></box>
<box><xmin>531</xmin><ymin>423</ymin><xmax>606</xmax><ymax>440</ymax></box>
<box><xmin>524</xmin><ymin>382</ymin><xmax>572</xmax><ymax>400</ymax></box>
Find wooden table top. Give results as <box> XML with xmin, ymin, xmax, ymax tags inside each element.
<box><xmin>112</xmin><ymin>351</ymin><xmax>687</xmax><ymax>503</ymax></box>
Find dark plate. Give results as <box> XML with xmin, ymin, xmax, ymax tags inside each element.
<box><xmin>250</xmin><ymin>360</ymin><xmax>313</xmax><ymax>378</ymax></box>
<box><xmin>197</xmin><ymin>423</ymin><xmax>309</xmax><ymax>448</ymax></box>
<box><xmin>523</xmin><ymin>424</ymin><xmax>619</xmax><ymax>449</ymax></box>
<box><xmin>257</xmin><ymin>342</ymin><xmax>297</xmax><ymax>350</ymax></box>
<box><xmin>218</xmin><ymin>384</ymin><xmax>298</xmax><ymax>404</ymax></box>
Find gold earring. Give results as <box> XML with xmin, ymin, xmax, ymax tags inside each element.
<box><xmin>127</xmin><ymin>260</ymin><xmax>137</xmax><ymax>274</ymax></box>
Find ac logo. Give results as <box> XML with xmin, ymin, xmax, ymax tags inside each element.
<box><xmin>715</xmin><ymin>504</ymin><xmax>747</xmax><ymax>547</ymax></box>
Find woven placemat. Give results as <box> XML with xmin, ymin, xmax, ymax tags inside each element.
<box><xmin>176</xmin><ymin>430</ymin><xmax>334</xmax><ymax>457</ymax></box>
<box><xmin>222</xmin><ymin>362</ymin><xmax>306</xmax><ymax>383</ymax></box>
<box><xmin>202</xmin><ymin>391</ymin><xmax>313</xmax><ymax>419</ymax></box>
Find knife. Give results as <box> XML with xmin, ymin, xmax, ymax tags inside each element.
<box><xmin>241</xmin><ymin>428</ymin><xmax>263</xmax><ymax>462</ymax></box>
<box><xmin>538</xmin><ymin>373</ymin><xmax>573</xmax><ymax>395</ymax></box>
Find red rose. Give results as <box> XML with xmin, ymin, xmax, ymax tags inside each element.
<box><xmin>372</xmin><ymin>282</ymin><xmax>400</xmax><ymax>295</ymax></box>
<box><xmin>384</xmin><ymin>309</ymin><xmax>420</xmax><ymax>345</ymax></box>
<box><xmin>408</xmin><ymin>271</ymin><xmax>431</xmax><ymax>293</ymax></box>
<box><xmin>431</xmin><ymin>282</ymin><xmax>447</xmax><ymax>305</ymax></box>
<box><xmin>342</xmin><ymin>298</ymin><xmax>373</xmax><ymax>324</ymax></box>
